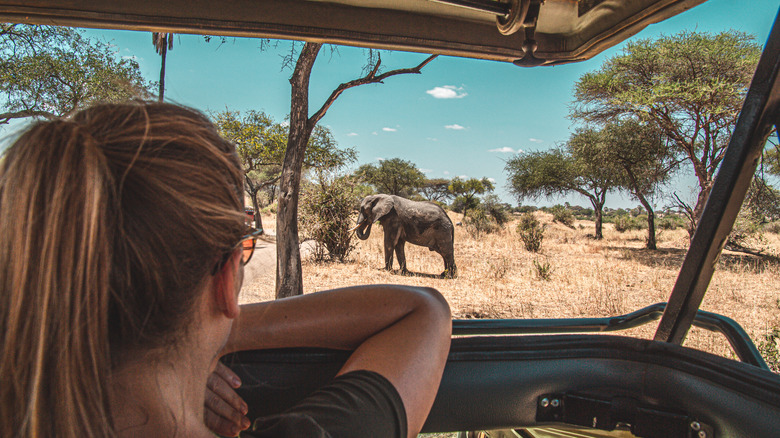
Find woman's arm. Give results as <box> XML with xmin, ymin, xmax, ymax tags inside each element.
<box><xmin>221</xmin><ymin>285</ymin><xmax>452</xmax><ymax>438</ymax></box>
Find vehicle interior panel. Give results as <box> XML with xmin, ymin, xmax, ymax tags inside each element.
<box><xmin>223</xmin><ymin>334</ymin><xmax>780</xmax><ymax>436</ymax></box>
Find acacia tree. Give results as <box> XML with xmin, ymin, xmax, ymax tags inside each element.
<box><xmin>597</xmin><ymin>121</ymin><xmax>676</xmax><ymax>249</ymax></box>
<box><xmin>420</xmin><ymin>178</ymin><xmax>453</xmax><ymax>203</ymax></box>
<box><xmin>0</xmin><ymin>24</ymin><xmax>152</xmax><ymax>124</ymax></box>
<box><xmin>572</xmin><ymin>30</ymin><xmax>761</xmax><ymax>229</ymax></box>
<box><xmin>276</xmin><ymin>43</ymin><xmax>436</xmax><ymax>298</ymax></box>
<box><xmin>505</xmin><ymin>131</ymin><xmax>621</xmax><ymax>239</ymax></box>
<box><xmin>448</xmin><ymin>177</ymin><xmax>494</xmax><ymax>219</ymax></box>
<box><xmin>214</xmin><ymin>109</ymin><xmax>355</xmax><ymax>231</ymax></box>
<box><xmin>355</xmin><ymin>158</ymin><xmax>426</xmax><ymax>197</ymax></box>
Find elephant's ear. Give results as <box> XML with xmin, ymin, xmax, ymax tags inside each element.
<box><xmin>372</xmin><ymin>197</ymin><xmax>394</xmax><ymax>221</ymax></box>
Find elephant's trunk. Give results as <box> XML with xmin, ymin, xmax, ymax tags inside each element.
<box><xmin>355</xmin><ymin>213</ymin><xmax>372</xmax><ymax>240</ymax></box>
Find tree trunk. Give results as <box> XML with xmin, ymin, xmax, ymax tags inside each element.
<box><xmin>158</xmin><ymin>41</ymin><xmax>167</xmax><ymax>102</ymax></box>
<box><xmin>589</xmin><ymin>198</ymin><xmax>604</xmax><ymax>239</ymax></box>
<box><xmin>691</xmin><ymin>180</ymin><xmax>713</xmax><ymax>232</ymax></box>
<box><xmin>635</xmin><ymin>192</ymin><xmax>656</xmax><ymax>250</ymax></box>
<box><xmin>250</xmin><ymin>189</ymin><xmax>262</xmax><ymax>231</ymax></box>
<box><xmin>275</xmin><ymin>42</ymin><xmax>321</xmax><ymax>299</ymax></box>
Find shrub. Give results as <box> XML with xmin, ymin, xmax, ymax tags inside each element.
<box><xmin>550</xmin><ymin>204</ymin><xmax>575</xmax><ymax>228</ymax></box>
<box><xmin>482</xmin><ymin>194</ymin><xmax>510</xmax><ymax>226</ymax></box>
<box><xmin>727</xmin><ymin>208</ymin><xmax>766</xmax><ymax>250</ymax></box>
<box><xmin>613</xmin><ymin>215</ymin><xmax>643</xmax><ymax>232</ymax></box>
<box><xmin>757</xmin><ymin>327</ymin><xmax>780</xmax><ymax>373</ymax></box>
<box><xmin>465</xmin><ymin>207</ymin><xmax>499</xmax><ymax>237</ymax></box>
<box><xmin>657</xmin><ymin>216</ymin><xmax>680</xmax><ymax>230</ymax></box>
<box><xmin>532</xmin><ymin>258</ymin><xmax>553</xmax><ymax>281</ymax></box>
<box><xmin>299</xmin><ymin>173</ymin><xmax>360</xmax><ymax>262</ymax></box>
<box><xmin>517</xmin><ymin>212</ymin><xmax>545</xmax><ymax>252</ymax></box>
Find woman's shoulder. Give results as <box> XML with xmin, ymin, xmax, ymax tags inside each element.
<box><xmin>247</xmin><ymin>370</ymin><xmax>406</xmax><ymax>438</ymax></box>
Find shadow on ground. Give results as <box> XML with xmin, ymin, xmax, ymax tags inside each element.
<box><xmin>611</xmin><ymin>245</ymin><xmax>780</xmax><ymax>274</ymax></box>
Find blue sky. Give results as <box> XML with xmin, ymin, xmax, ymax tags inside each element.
<box><xmin>79</xmin><ymin>0</ymin><xmax>777</xmax><ymax>208</ymax></box>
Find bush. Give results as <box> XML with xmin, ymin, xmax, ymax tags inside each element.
<box><xmin>550</xmin><ymin>204</ymin><xmax>575</xmax><ymax>228</ymax></box>
<box><xmin>532</xmin><ymin>258</ymin><xmax>553</xmax><ymax>281</ymax></box>
<box><xmin>613</xmin><ymin>215</ymin><xmax>643</xmax><ymax>232</ymax></box>
<box><xmin>657</xmin><ymin>216</ymin><xmax>680</xmax><ymax>230</ymax></box>
<box><xmin>727</xmin><ymin>208</ymin><xmax>766</xmax><ymax>250</ymax></box>
<box><xmin>517</xmin><ymin>212</ymin><xmax>545</xmax><ymax>252</ymax></box>
<box><xmin>482</xmin><ymin>194</ymin><xmax>510</xmax><ymax>226</ymax></box>
<box><xmin>299</xmin><ymin>173</ymin><xmax>360</xmax><ymax>262</ymax></box>
<box><xmin>465</xmin><ymin>207</ymin><xmax>499</xmax><ymax>237</ymax></box>
<box><xmin>757</xmin><ymin>327</ymin><xmax>780</xmax><ymax>373</ymax></box>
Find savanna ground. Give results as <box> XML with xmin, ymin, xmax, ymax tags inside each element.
<box><xmin>242</xmin><ymin>210</ymin><xmax>780</xmax><ymax>366</ymax></box>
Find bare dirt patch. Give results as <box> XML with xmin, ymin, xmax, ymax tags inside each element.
<box><xmin>241</xmin><ymin>212</ymin><xmax>780</xmax><ymax>361</ymax></box>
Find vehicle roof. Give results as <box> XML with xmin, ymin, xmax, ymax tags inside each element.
<box><xmin>1</xmin><ymin>0</ymin><xmax>706</xmax><ymax>66</ymax></box>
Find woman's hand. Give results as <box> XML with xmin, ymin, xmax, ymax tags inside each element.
<box><xmin>204</xmin><ymin>362</ymin><xmax>251</xmax><ymax>437</ymax></box>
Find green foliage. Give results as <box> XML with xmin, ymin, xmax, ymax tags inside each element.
<box><xmin>464</xmin><ymin>207</ymin><xmax>499</xmax><ymax>238</ymax></box>
<box><xmin>419</xmin><ymin>178</ymin><xmax>453</xmax><ymax>203</ymax></box>
<box><xmin>448</xmin><ymin>176</ymin><xmax>495</xmax><ymax>218</ymax></box>
<box><xmin>756</xmin><ymin>327</ymin><xmax>780</xmax><ymax>374</ymax></box>
<box><xmin>550</xmin><ymin>205</ymin><xmax>575</xmax><ymax>228</ymax></box>
<box><xmin>299</xmin><ymin>173</ymin><xmax>361</xmax><ymax>262</ymax></box>
<box><xmin>517</xmin><ymin>213</ymin><xmax>545</xmax><ymax>253</ymax></box>
<box><xmin>726</xmin><ymin>208</ymin><xmax>766</xmax><ymax>251</ymax></box>
<box><xmin>505</xmin><ymin>131</ymin><xmax>621</xmax><ymax>238</ymax></box>
<box><xmin>516</xmin><ymin>205</ymin><xmax>538</xmax><ymax>213</ymax></box>
<box><xmin>613</xmin><ymin>215</ymin><xmax>644</xmax><ymax>232</ymax></box>
<box><xmin>481</xmin><ymin>194</ymin><xmax>510</xmax><ymax>226</ymax></box>
<box><xmin>0</xmin><ymin>24</ymin><xmax>153</xmax><ymax>124</ymax></box>
<box><xmin>355</xmin><ymin>158</ymin><xmax>425</xmax><ymax>197</ymax></box>
<box><xmin>657</xmin><ymin>216</ymin><xmax>682</xmax><ymax>230</ymax></box>
<box><xmin>214</xmin><ymin>109</ymin><xmax>355</xmax><ymax>218</ymax></box>
<box><xmin>532</xmin><ymin>258</ymin><xmax>553</xmax><ymax>281</ymax></box>
<box><xmin>572</xmin><ymin>30</ymin><xmax>761</xmax><ymax>221</ymax></box>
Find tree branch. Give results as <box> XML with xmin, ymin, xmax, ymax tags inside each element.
<box><xmin>308</xmin><ymin>54</ymin><xmax>438</xmax><ymax>127</ymax></box>
<box><xmin>0</xmin><ymin>109</ymin><xmax>58</xmax><ymax>124</ymax></box>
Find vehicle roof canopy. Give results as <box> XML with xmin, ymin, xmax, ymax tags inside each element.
<box><xmin>1</xmin><ymin>0</ymin><xmax>706</xmax><ymax>66</ymax></box>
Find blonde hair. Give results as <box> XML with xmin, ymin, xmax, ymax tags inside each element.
<box><xmin>0</xmin><ymin>102</ymin><xmax>245</xmax><ymax>437</ymax></box>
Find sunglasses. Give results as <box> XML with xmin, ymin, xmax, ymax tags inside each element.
<box><xmin>212</xmin><ymin>227</ymin><xmax>264</xmax><ymax>275</ymax></box>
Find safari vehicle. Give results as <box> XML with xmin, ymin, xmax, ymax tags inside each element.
<box><xmin>4</xmin><ymin>1</ymin><xmax>779</xmax><ymax>436</ymax></box>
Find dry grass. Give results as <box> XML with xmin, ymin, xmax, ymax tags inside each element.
<box><xmin>242</xmin><ymin>211</ymin><xmax>780</xmax><ymax>361</ymax></box>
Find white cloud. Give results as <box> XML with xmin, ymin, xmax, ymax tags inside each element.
<box><xmin>346</xmin><ymin>132</ymin><xmax>358</xmax><ymax>137</ymax></box>
<box><xmin>376</xmin><ymin>157</ymin><xmax>385</xmax><ymax>161</ymax></box>
<box><xmin>443</xmin><ymin>171</ymin><xmax>450</xmax><ymax>175</ymax></box>
<box><xmin>280</xmin><ymin>121</ymin><xmax>290</xmax><ymax>128</ymax></box>
<box><xmin>382</xmin><ymin>127</ymin><xmax>397</xmax><ymax>132</ymax></box>
<box><xmin>487</xmin><ymin>177</ymin><xmax>496</xmax><ymax>183</ymax></box>
<box><xmin>458</xmin><ymin>175</ymin><xmax>468</xmax><ymax>179</ymax></box>
<box><xmin>426</xmin><ymin>85</ymin><xmax>467</xmax><ymax>99</ymax></box>
<box><xmin>426</xmin><ymin>137</ymin><xmax>439</xmax><ymax>142</ymax></box>
<box><xmin>529</xmin><ymin>138</ymin><xmax>543</xmax><ymax>143</ymax></box>
<box><xmin>489</xmin><ymin>147</ymin><xmax>516</xmax><ymax>153</ymax></box>
<box><xmin>420</xmin><ymin>168</ymin><xmax>433</xmax><ymax>174</ymax></box>
<box><xmin>372</xmin><ymin>132</ymin><xmax>378</xmax><ymax>135</ymax></box>
<box><xmin>122</xmin><ymin>55</ymin><xmax>138</xmax><ymax>60</ymax></box>
<box><xmin>445</xmin><ymin>124</ymin><xmax>465</xmax><ymax>130</ymax></box>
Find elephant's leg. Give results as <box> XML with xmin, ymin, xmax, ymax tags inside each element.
<box><xmin>383</xmin><ymin>239</ymin><xmax>394</xmax><ymax>271</ymax></box>
<box><xmin>395</xmin><ymin>240</ymin><xmax>408</xmax><ymax>274</ymax></box>
<box><xmin>442</xmin><ymin>252</ymin><xmax>457</xmax><ymax>278</ymax></box>
<box><xmin>438</xmin><ymin>241</ymin><xmax>457</xmax><ymax>278</ymax></box>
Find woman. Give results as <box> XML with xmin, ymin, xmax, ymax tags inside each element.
<box><xmin>0</xmin><ymin>102</ymin><xmax>451</xmax><ymax>437</ymax></box>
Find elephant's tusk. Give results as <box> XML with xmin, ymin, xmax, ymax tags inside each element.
<box><xmin>348</xmin><ymin>223</ymin><xmax>362</xmax><ymax>233</ymax></box>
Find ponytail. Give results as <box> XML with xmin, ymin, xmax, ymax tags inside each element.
<box><xmin>0</xmin><ymin>121</ymin><xmax>115</xmax><ymax>437</ymax></box>
<box><xmin>0</xmin><ymin>102</ymin><xmax>245</xmax><ymax>437</ymax></box>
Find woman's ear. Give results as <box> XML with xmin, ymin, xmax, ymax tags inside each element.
<box><xmin>213</xmin><ymin>250</ymin><xmax>242</xmax><ymax>319</ymax></box>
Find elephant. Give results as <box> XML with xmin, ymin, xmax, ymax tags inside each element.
<box><xmin>352</xmin><ymin>194</ymin><xmax>456</xmax><ymax>278</ymax></box>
